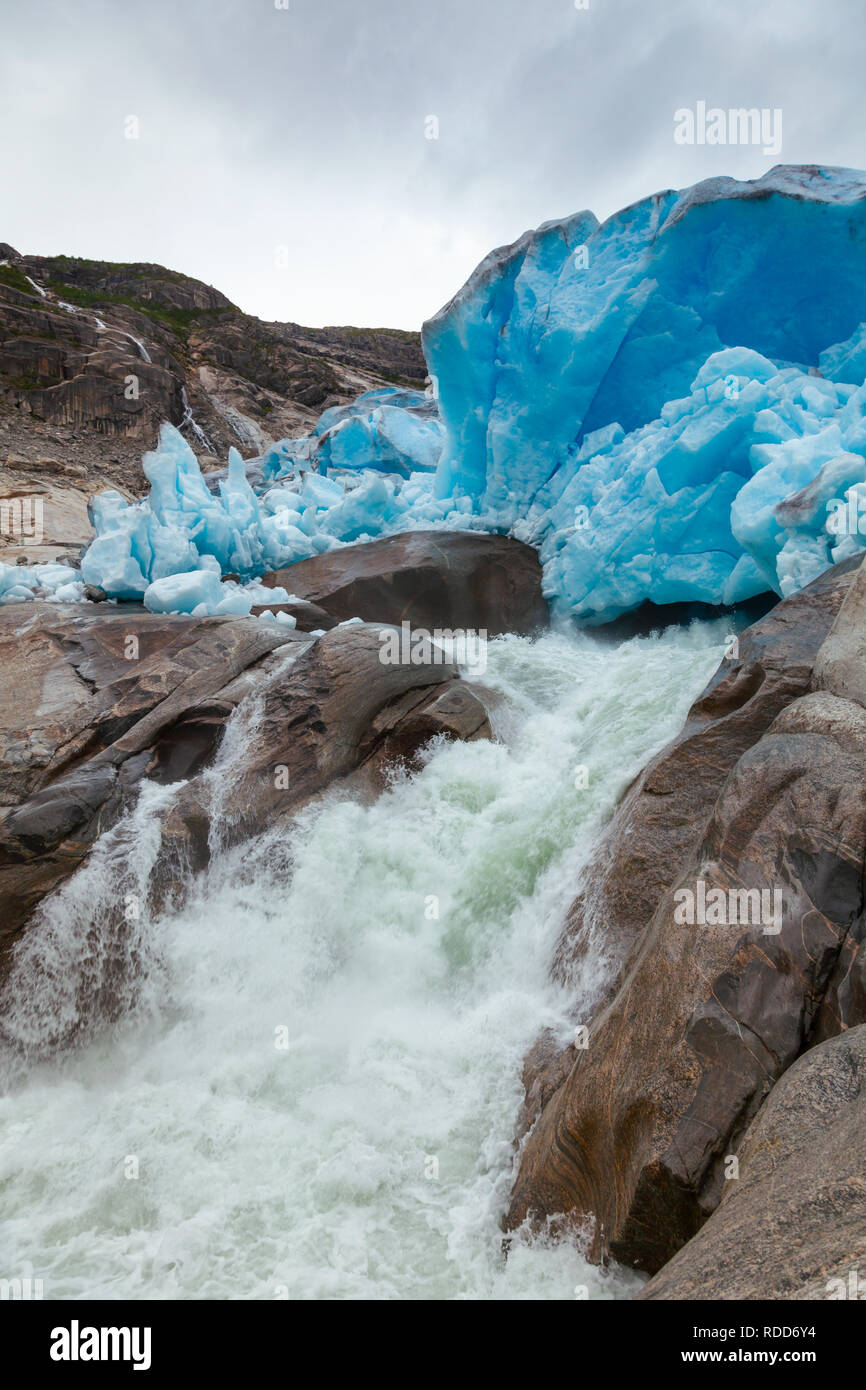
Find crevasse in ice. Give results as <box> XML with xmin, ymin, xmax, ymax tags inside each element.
<box><xmin>29</xmin><ymin>165</ymin><xmax>866</xmax><ymax>623</ymax></box>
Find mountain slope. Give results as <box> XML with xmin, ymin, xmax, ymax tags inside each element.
<box><xmin>0</xmin><ymin>244</ymin><xmax>426</xmax><ymax>498</ymax></box>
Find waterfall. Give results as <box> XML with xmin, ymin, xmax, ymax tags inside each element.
<box><xmin>116</xmin><ymin>329</ymin><xmax>152</xmax><ymax>364</ymax></box>
<box><xmin>17</xmin><ymin>272</ymin><xmax>154</xmax><ymax>364</ymax></box>
<box><xmin>93</xmin><ymin>321</ymin><xmax>153</xmax><ymax>362</ymax></box>
<box><xmin>0</xmin><ymin>621</ymin><xmax>728</xmax><ymax>1299</ymax></box>
<box><xmin>0</xmin><ymin>780</ymin><xmax>182</xmax><ymax>1072</ymax></box>
<box><xmin>180</xmin><ymin>387</ymin><xmax>216</xmax><ymax>454</ymax></box>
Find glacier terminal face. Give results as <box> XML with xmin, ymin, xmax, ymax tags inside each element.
<box><xmin>39</xmin><ymin>165</ymin><xmax>866</xmax><ymax>623</ymax></box>
<box><xmin>423</xmin><ymin>164</ymin><xmax>866</xmax><ymax>621</ymax></box>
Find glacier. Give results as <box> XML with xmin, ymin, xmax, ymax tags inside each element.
<box><xmin>27</xmin><ymin>164</ymin><xmax>866</xmax><ymax>623</ymax></box>
<box><xmin>0</xmin><ymin>561</ymin><xmax>86</xmax><ymax>606</ymax></box>
<box><xmin>67</xmin><ymin>421</ymin><xmax>477</xmax><ymax>616</ymax></box>
<box><xmin>423</xmin><ymin>164</ymin><xmax>866</xmax><ymax>620</ymax></box>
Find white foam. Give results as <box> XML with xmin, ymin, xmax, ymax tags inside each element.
<box><xmin>0</xmin><ymin>621</ymin><xmax>728</xmax><ymax>1299</ymax></box>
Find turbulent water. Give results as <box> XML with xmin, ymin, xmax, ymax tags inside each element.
<box><xmin>0</xmin><ymin>621</ymin><xmax>731</xmax><ymax>1300</ymax></box>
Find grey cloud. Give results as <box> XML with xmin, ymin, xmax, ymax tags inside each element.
<box><xmin>1</xmin><ymin>0</ymin><xmax>864</xmax><ymax>327</ymax></box>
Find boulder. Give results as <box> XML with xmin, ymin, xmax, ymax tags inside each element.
<box><xmin>637</xmin><ymin>1025</ymin><xmax>866</xmax><ymax>1300</ymax></box>
<box><xmin>508</xmin><ymin>556</ymin><xmax>866</xmax><ymax>1274</ymax></box>
<box><xmin>0</xmin><ymin>603</ymin><xmax>302</xmax><ymax>939</ymax></box>
<box><xmin>261</xmin><ymin>531</ymin><xmax>549</xmax><ymax>636</ymax></box>
<box><xmin>553</xmin><ymin>556</ymin><xmax>860</xmax><ymax>989</ymax></box>
<box><xmin>814</xmin><ymin>553</ymin><xmax>866</xmax><ymax>707</ymax></box>
<box><xmin>248</xmin><ymin>599</ymin><xmax>337</xmax><ymax>632</ymax></box>
<box><xmin>151</xmin><ymin>623</ymin><xmax>480</xmax><ymax>878</ymax></box>
<box><xmin>355</xmin><ymin>680</ymin><xmax>492</xmax><ymax>786</ymax></box>
<box><xmin>0</xmin><ymin>605</ymin><xmax>492</xmax><ymax>953</ymax></box>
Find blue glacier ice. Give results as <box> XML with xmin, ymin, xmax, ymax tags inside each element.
<box><xmin>0</xmin><ymin>561</ymin><xmax>85</xmax><ymax>605</ymax></box>
<box><xmin>72</xmin><ymin>419</ymin><xmax>473</xmax><ymax>615</ymax></box>
<box><xmin>51</xmin><ymin>166</ymin><xmax>866</xmax><ymax>621</ymax></box>
<box><xmin>421</xmin><ymin>164</ymin><xmax>866</xmax><ymax>620</ymax></box>
<box><xmin>528</xmin><ymin>349</ymin><xmax>866</xmax><ymax>621</ymax></box>
<box><xmin>261</xmin><ymin>388</ymin><xmax>443</xmax><ymax>485</ymax></box>
<box><xmin>311</xmin><ymin>388</ymin><xmax>443</xmax><ymax>478</ymax></box>
<box><xmin>78</xmin><ymin>431</ymin><xmax>342</xmax><ymax>605</ymax></box>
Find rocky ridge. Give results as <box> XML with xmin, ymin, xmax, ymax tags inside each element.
<box><xmin>0</xmin><ymin>244</ymin><xmax>425</xmax><ymax>561</ymax></box>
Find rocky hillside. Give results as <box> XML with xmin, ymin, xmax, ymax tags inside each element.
<box><xmin>509</xmin><ymin>552</ymin><xmax>866</xmax><ymax>1296</ymax></box>
<box><xmin>0</xmin><ymin>243</ymin><xmax>426</xmax><ymax>503</ymax></box>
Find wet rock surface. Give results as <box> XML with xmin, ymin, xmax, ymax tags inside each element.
<box><xmin>508</xmin><ymin>556</ymin><xmax>866</xmax><ymax>1280</ymax></box>
<box><xmin>0</xmin><ymin>604</ymin><xmax>492</xmax><ymax>953</ymax></box>
<box><xmin>262</xmin><ymin>530</ymin><xmax>549</xmax><ymax>636</ymax></box>
<box><xmin>637</xmin><ymin>1024</ymin><xmax>866</xmax><ymax>1300</ymax></box>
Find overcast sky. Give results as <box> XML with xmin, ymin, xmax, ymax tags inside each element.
<box><xmin>2</xmin><ymin>0</ymin><xmax>863</xmax><ymax>329</ymax></box>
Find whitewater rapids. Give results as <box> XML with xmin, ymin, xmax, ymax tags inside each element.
<box><xmin>0</xmin><ymin>621</ymin><xmax>731</xmax><ymax>1299</ymax></box>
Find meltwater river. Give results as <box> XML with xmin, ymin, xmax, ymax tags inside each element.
<box><xmin>0</xmin><ymin>621</ymin><xmax>730</xmax><ymax>1299</ymax></box>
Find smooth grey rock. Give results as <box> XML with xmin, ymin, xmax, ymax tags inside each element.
<box><xmin>638</xmin><ymin>1025</ymin><xmax>866</xmax><ymax>1300</ymax></box>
